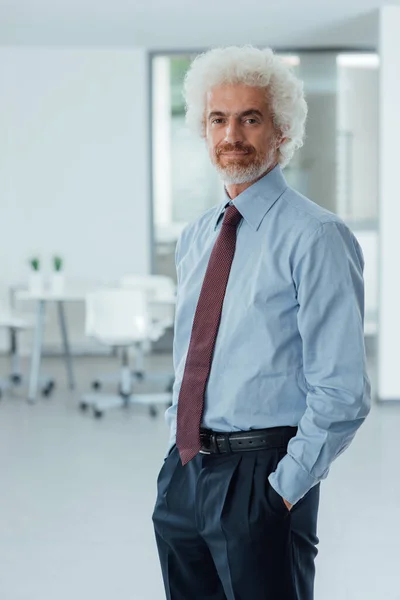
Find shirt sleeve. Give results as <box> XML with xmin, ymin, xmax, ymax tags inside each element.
<box><xmin>268</xmin><ymin>221</ymin><xmax>371</xmax><ymax>505</ymax></box>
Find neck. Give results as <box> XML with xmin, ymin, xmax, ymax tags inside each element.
<box><xmin>225</xmin><ymin>163</ymin><xmax>278</xmax><ymax>200</ymax></box>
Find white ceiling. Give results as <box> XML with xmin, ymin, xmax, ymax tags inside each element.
<box><xmin>0</xmin><ymin>0</ymin><xmax>392</xmax><ymax>48</ymax></box>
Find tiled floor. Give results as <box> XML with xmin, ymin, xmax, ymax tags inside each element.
<box><xmin>0</xmin><ymin>348</ymin><xmax>398</xmax><ymax>600</ymax></box>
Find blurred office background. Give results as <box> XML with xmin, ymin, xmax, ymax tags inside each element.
<box><xmin>0</xmin><ymin>1</ymin><xmax>399</xmax><ymax>599</ymax></box>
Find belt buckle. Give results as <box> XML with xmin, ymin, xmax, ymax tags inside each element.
<box><xmin>199</xmin><ymin>430</ymin><xmax>216</xmax><ymax>454</ymax></box>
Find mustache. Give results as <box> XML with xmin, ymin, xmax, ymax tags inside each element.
<box><xmin>215</xmin><ymin>142</ymin><xmax>256</xmax><ymax>156</ymax></box>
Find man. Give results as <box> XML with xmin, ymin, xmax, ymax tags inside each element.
<box><xmin>152</xmin><ymin>46</ymin><xmax>371</xmax><ymax>600</ymax></box>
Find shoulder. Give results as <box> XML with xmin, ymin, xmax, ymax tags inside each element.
<box><xmin>280</xmin><ymin>186</ymin><xmax>340</xmax><ymax>230</ymax></box>
<box><xmin>276</xmin><ymin>185</ymin><xmax>364</xmax><ymax>271</ymax></box>
<box><xmin>281</xmin><ymin>186</ymin><xmax>360</xmax><ymax>251</ymax></box>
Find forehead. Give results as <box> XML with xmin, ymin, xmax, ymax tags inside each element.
<box><xmin>206</xmin><ymin>84</ymin><xmax>269</xmax><ymax>114</ymax></box>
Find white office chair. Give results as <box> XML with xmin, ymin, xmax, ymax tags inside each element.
<box><xmin>80</xmin><ymin>288</ymin><xmax>173</xmax><ymax>418</ymax></box>
<box><xmin>121</xmin><ymin>273</ymin><xmax>175</xmax><ymax>320</ymax></box>
<box><xmin>120</xmin><ymin>273</ymin><xmax>175</xmax><ymax>374</ymax></box>
<box><xmin>90</xmin><ymin>274</ymin><xmax>176</xmax><ymax>394</ymax></box>
<box><xmin>0</xmin><ymin>310</ymin><xmax>55</xmax><ymax>398</ymax></box>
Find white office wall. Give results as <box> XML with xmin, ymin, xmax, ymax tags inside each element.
<box><xmin>0</xmin><ymin>47</ymin><xmax>151</xmax><ymax>351</ymax></box>
<box><xmin>378</xmin><ymin>6</ymin><xmax>400</xmax><ymax>401</ymax></box>
<box><xmin>0</xmin><ymin>47</ymin><xmax>150</xmax><ymax>283</ymax></box>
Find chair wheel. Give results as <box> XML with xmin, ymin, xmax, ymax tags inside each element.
<box><xmin>11</xmin><ymin>374</ymin><xmax>22</xmax><ymax>385</ymax></box>
<box><xmin>79</xmin><ymin>402</ymin><xmax>88</xmax><ymax>411</ymax></box>
<box><xmin>149</xmin><ymin>406</ymin><xmax>158</xmax><ymax>418</ymax></box>
<box><xmin>42</xmin><ymin>380</ymin><xmax>55</xmax><ymax>397</ymax></box>
<box><xmin>133</xmin><ymin>370</ymin><xmax>145</xmax><ymax>382</ymax></box>
<box><xmin>92</xmin><ymin>380</ymin><xmax>101</xmax><ymax>390</ymax></box>
<box><xmin>94</xmin><ymin>409</ymin><xmax>103</xmax><ymax>418</ymax></box>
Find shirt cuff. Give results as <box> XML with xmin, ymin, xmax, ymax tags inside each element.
<box><xmin>268</xmin><ymin>452</ymin><xmax>319</xmax><ymax>505</ymax></box>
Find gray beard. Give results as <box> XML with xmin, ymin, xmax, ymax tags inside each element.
<box><xmin>214</xmin><ymin>161</ymin><xmax>270</xmax><ymax>184</ymax></box>
<box><xmin>211</xmin><ymin>146</ymin><xmax>277</xmax><ymax>185</ymax></box>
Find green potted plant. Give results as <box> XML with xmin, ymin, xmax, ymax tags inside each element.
<box><xmin>30</xmin><ymin>257</ymin><xmax>40</xmax><ymax>271</ymax></box>
<box><xmin>28</xmin><ymin>256</ymin><xmax>43</xmax><ymax>295</ymax></box>
<box><xmin>51</xmin><ymin>255</ymin><xmax>65</xmax><ymax>295</ymax></box>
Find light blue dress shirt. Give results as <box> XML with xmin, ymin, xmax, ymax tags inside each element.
<box><xmin>165</xmin><ymin>165</ymin><xmax>371</xmax><ymax>505</ymax></box>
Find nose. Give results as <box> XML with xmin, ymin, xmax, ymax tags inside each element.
<box><xmin>223</xmin><ymin>117</ymin><xmax>244</xmax><ymax>144</ymax></box>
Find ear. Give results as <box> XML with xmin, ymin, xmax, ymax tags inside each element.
<box><xmin>274</xmin><ymin>135</ymin><xmax>287</xmax><ymax>149</ymax></box>
<box><xmin>275</xmin><ymin>123</ymin><xmax>289</xmax><ymax>147</ymax></box>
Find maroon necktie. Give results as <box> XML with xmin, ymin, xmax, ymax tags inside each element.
<box><xmin>176</xmin><ymin>204</ymin><xmax>243</xmax><ymax>465</ymax></box>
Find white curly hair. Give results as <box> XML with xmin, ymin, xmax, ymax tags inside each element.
<box><xmin>183</xmin><ymin>46</ymin><xmax>307</xmax><ymax>168</ymax></box>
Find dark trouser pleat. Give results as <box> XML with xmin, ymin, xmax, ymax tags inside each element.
<box><xmin>152</xmin><ymin>447</ymin><xmax>228</xmax><ymax>600</ymax></box>
<box><xmin>153</xmin><ymin>445</ymin><xmax>319</xmax><ymax>600</ymax></box>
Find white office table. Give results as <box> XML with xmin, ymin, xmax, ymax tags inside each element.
<box><xmin>16</xmin><ymin>288</ymin><xmax>93</xmax><ymax>403</ymax></box>
<box><xmin>16</xmin><ymin>287</ymin><xmax>176</xmax><ymax>403</ymax></box>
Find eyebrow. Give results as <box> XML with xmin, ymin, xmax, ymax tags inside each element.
<box><xmin>208</xmin><ymin>109</ymin><xmax>264</xmax><ymax>120</ymax></box>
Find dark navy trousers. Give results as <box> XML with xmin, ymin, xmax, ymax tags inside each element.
<box><xmin>152</xmin><ymin>439</ymin><xmax>320</xmax><ymax>600</ymax></box>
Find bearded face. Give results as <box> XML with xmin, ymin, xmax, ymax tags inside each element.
<box><xmin>205</xmin><ymin>84</ymin><xmax>281</xmax><ymax>186</ymax></box>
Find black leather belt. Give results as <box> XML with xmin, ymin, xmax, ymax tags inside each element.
<box><xmin>199</xmin><ymin>426</ymin><xmax>297</xmax><ymax>455</ymax></box>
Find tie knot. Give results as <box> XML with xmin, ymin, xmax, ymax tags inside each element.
<box><xmin>222</xmin><ymin>204</ymin><xmax>242</xmax><ymax>228</ymax></box>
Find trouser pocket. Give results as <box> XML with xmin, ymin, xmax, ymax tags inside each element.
<box><xmin>267</xmin><ymin>481</ymin><xmax>290</xmax><ymax>517</ymax></box>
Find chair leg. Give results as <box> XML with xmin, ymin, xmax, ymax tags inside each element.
<box><xmin>10</xmin><ymin>327</ymin><xmax>23</xmax><ymax>384</ymax></box>
<box><xmin>119</xmin><ymin>348</ymin><xmax>133</xmax><ymax>400</ymax></box>
<box><xmin>80</xmin><ymin>345</ymin><xmax>173</xmax><ymax>418</ymax></box>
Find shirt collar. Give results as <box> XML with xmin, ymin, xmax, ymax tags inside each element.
<box><xmin>213</xmin><ymin>165</ymin><xmax>288</xmax><ymax>231</ymax></box>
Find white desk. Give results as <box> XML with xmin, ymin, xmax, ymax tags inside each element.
<box><xmin>15</xmin><ymin>287</ymin><xmax>176</xmax><ymax>403</ymax></box>
<box><xmin>16</xmin><ymin>287</ymin><xmax>94</xmax><ymax>403</ymax></box>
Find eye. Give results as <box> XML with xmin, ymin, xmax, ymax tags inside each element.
<box><xmin>244</xmin><ymin>118</ymin><xmax>258</xmax><ymax>124</ymax></box>
<box><xmin>211</xmin><ymin>118</ymin><xmax>224</xmax><ymax>125</ymax></box>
